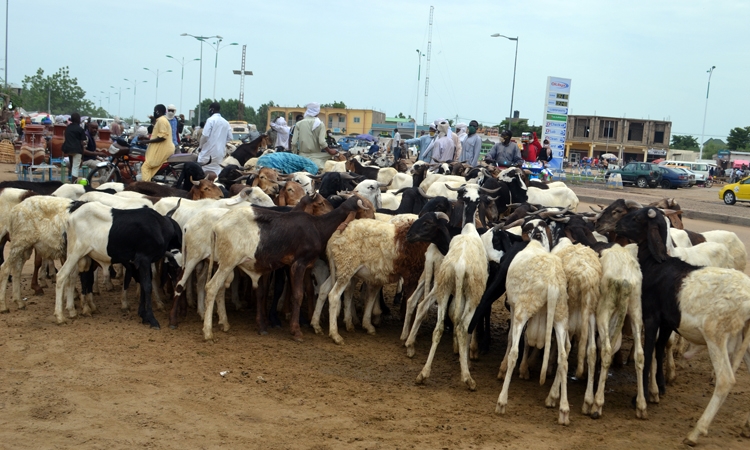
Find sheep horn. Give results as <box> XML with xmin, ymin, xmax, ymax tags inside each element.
<box><xmin>417</xmin><ymin>187</ymin><xmax>433</xmax><ymax>198</ymax></box>
<box><xmin>487</xmin><ymin>196</ymin><xmax>499</xmax><ymax>202</ymax></box>
<box><xmin>479</xmin><ymin>186</ymin><xmax>502</xmax><ymax>195</ymax></box>
<box><xmin>165</xmin><ymin>199</ymin><xmax>182</xmax><ymax>218</ymax></box>
<box><xmin>548</xmin><ymin>215</ymin><xmax>571</xmax><ymax>223</ymax></box>
<box><xmin>502</xmin><ymin>218</ymin><xmax>525</xmax><ymax>230</ymax></box>
<box><xmin>277</xmin><ymin>180</ymin><xmax>287</xmax><ymax>187</ymax></box>
<box><xmin>356</xmin><ymin>199</ymin><xmax>369</xmax><ymax>210</ymax></box>
<box><xmin>539</xmin><ymin>207</ymin><xmax>570</xmax><ymax>219</ymax></box>
<box><xmin>340</xmin><ymin>172</ymin><xmax>359</xmax><ymax>180</ymax></box>
<box><xmin>190</xmin><ymin>176</ymin><xmax>201</xmax><ymax>186</ymax></box>
<box><xmin>231</xmin><ymin>174</ymin><xmax>251</xmax><ymax>183</ymax></box>
<box><xmin>434</xmin><ymin>212</ymin><xmax>450</xmax><ymax>222</ymax></box>
<box><xmin>625</xmin><ymin>200</ymin><xmax>643</xmax><ymax>209</ymax></box>
<box><xmin>445</xmin><ymin>183</ymin><xmax>466</xmax><ymax>191</ymax></box>
<box><xmin>589</xmin><ymin>206</ymin><xmax>604</xmax><ymax>213</ymax></box>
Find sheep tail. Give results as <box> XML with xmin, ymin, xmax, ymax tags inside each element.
<box><xmin>539</xmin><ymin>283</ymin><xmax>559</xmax><ymax>386</ymax></box>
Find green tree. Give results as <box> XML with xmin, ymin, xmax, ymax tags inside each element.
<box><xmin>191</xmin><ymin>99</ymin><xmax>275</xmax><ymax>132</ymax></box>
<box><xmin>670</xmin><ymin>135</ymin><xmax>699</xmax><ymax>150</ymax></box>
<box><xmin>322</xmin><ymin>101</ymin><xmax>346</xmax><ymax>109</ymax></box>
<box><xmin>702</xmin><ymin>141</ymin><xmax>723</xmax><ymax>159</ymax></box>
<box><xmin>21</xmin><ymin>67</ymin><xmax>96</xmax><ymax>115</ymax></box>
<box><xmin>727</xmin><ymin>126</ymin><xmax>750</xmax><ymax>150</ymax></box>
<box><xmin>497</xmin><ymin>118</ymin><xmax>541</xmax><ymax>137</ymax></box>
<box><xmin>397</xmin><ymin>112</ymin><xmax>406</xmax><ymax>119</ymax></box>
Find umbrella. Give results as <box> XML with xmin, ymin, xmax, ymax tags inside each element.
<box><xmin>652</xmin><ymin>158</ymin><xmax>665</xmax><ymax>164</ymax></box>
<box><xmin>356</xmin><ymin>133</ymin><xmax>375</xmax><ymax>142</ymax></box>
<box><xmin>600</xmin><ymin>153</ymin><xmax>618</xmax><ymax>160</ymax></box>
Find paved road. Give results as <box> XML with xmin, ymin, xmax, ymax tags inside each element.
<box><xmin>580</xmin><ymin>201</ymin><xmax>750</xmax><ymax>275</ymax></box>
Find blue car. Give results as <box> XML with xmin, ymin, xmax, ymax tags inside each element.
<box><xmin>658</xmin><ymin>166</ymin><xmax>691</xmax><ymax>189</ymax></box>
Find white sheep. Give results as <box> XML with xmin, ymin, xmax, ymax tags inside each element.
<box><xmin>388</xmin><ymin>173</ymin><xmax>413</xmax><ymax>191</ymax></box>
<box><xmin>380</xmin><ymin>190</ymin><xmax>403</xmax><ymax>210</ymax></box>
<box><xmin>527</xmin><ymin>186</ymin><xmax>579</xmax><ymax>211</ymax></box>
<box><xmin>352</xmin><ymin>180</ymin><xmax>383</xmax><ymax>209</ymax></box>
<box><xmin>670</xmin><ymin>241</ymin><xmax>735</xmax><ymax>269</ymax></box>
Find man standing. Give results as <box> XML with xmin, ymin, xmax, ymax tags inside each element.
<box><xmin>291</xmin><ymin>103</ymin><xmax>336</xmax><ymax>170</ymax></box>
<box><xmin>391</xmin><ymin>128</ymin><xmax>401</xmax><ymax>160</ymax></box>
<box><xmin>460</xmin><ymin>120</ymin><xmax>482</xmax><ymax>166</ymax></box>
<box><xmin>199</xmin><ymin>101</ymin><xmax>232</xmax><ymax>177</ymax></box>
<box><xmin>270</xmin><ymin>116</ymin><xmax>290</xmax><ymax>151</ymax></box>
<box><xmin>138</xmin><ymin>104</ymin><xmax>175</xmax><ymax>182</ymax></box>
<box><xmin>110</xmin><ymin>116</ymin><xmax>123</xmax><ymax>136</ymax></box>
<box><xmin>166</xmin><ymin>104</ymin><xmax>179</xmax><ymax>147</ymax></box>
<box><xmin>485</xmin><ymin>129</ymin><xmax>522</xmax><ymax>166</ymax></box>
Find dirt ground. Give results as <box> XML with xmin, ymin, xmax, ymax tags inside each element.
<box><xmin>1</xmin><ymin>164</ymin><xmax>749</xmax><ymax>449</ymax></box>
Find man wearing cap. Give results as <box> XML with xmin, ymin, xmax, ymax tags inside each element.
<box><xmin>291</xmin><ymin>103</ymin><xmax>336</xmax><ymax>170</ymax></box>
<box><xmin>460</xmin><ymin>120</ymin><xmax>483</xmax><ymax>166</ymax></box>
<box><xmin>199</xmin><ymin>101</ymin><xmax>232</xmax><ymax>177</ymax></box>
<box><xmin>486</xmin><ymin>129</ymin><xmax>522</xmax><ymax>166</ymax></box>
<box><xmin>166</xmin><ymin>104</ymin><xmax>179</xmax><ymax>147</ymax></box>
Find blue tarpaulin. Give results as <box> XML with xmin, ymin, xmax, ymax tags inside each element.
<box><xmin>256</xmin><ymin>152</ymin><xmax>319</xmax><ymax>175</ymax></box>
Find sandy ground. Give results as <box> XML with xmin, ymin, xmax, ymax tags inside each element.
<box><xmin>0</xmin><ymin>164</ymin><xmax>749</xmax><ymax>449</ymax></box>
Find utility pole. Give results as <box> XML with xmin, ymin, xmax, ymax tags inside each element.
<box><xmin>233</xmin><ymin>44</ymin><xmax>253</xmax><ymax>121</ymax></box>
<box><xmin>422</xmin><ymin>6</ymin><xmax>433</xmax><ymax>126</ymax></box>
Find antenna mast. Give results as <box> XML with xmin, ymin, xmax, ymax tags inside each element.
<box><xmin>422</xmin><ymin>6</ymin><xmax>433</xmax><ymax>126</ymax></box>
<box><xmin>233</xmin><ymin>45</ymin><xmax>253</xmax><ymax>120</ymax></box>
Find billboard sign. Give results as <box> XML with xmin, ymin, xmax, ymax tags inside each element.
<box><xmin>541</xmin><ymin>76</ymin><xmax>572</xmax><ymax>171</ymax></box>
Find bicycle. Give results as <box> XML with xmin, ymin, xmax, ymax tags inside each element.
<box><xmin>87</xmin><ymin>145</ymin><xmax>180</xmax><ymax>188</ymax></box>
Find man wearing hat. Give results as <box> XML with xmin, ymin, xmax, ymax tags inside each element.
<box><xmin>460</xmin><ymin>120</ymin><xmax>482</xmax><ymax>166</ymax></box>
<box><xmin>291</xmin><ymin>102</ymin><xmax>336</xmax><ymax>169</ymax></box>
<box><xmin>486</xmin><ymin>129</ymin><xmax>522</xmax><ymax>166</ymax></box>
<box><xmin>166</xmin><ymin>104</ymin><xmax>179</xmax><ymax>147</ymax></box>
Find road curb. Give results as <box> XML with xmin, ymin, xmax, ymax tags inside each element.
<box><xmin>577</xmin><ymin>195</ymin><xmax>750</xmax><ymax>227</ymax></box>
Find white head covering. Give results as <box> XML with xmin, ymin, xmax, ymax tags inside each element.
<box><xmin>435</xmin><ymin>118</ymin><xmax>452</xmax><ymax>138</ymax></box>
<box><xmin>136</xmin><ymin>126</ymin><xmax>148</xmax><ymax>137</ymax></box>
<box><xmin>437</xmin><ymin>120</ymin><xmax>450</xmax><ymax>137</ymax></box>
<box><xmin>275</xmin><ymin>116</ymin><xmax>287</xmax><ymax>126</ymax></box>
<box><xmin>114</xmin><ymin>116</ymin><xmax>120</xmax><ymax>123</ymax></box>
<box><xmin>305</xmin><ymin>102</ymin><xmax>322</xmax><ymax>130</ymax></box>
<box><xmin>166</xmin><ymin>104</ymin><xmax>176</xmax><ymax>120</ymax></box>
<box><xmin>456</xmin><ymin>122</ymin><xmax>468</xmax><ymax>143</ymax></box>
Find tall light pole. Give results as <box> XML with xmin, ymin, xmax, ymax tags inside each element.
<box><xmin>699</xmin><ymin>65</ymin><xmax>716</xmax><ymax>160</ymax></box>
<box><xmin>100</xmin><ymin>91</ymin><xmax>111</xmax><ymax>114</ymax></box>
<box><xmin>491</xmin><ymin>33</ymin><xmax>519</xmax><ymax>132</ymax></box>
<box><xmin>167</xmin><ymin>55</ymin><xmax>200</xmax><ymax>114</ymax></box>
<box><xmin>123</xmin><ymin>78</ymin><xmax>147</xmax><ymax>124</ymax></box>
<box><xmin>4</xmin><ymin>0</ymin><xmax>8</xmax><ymax>89</ymax></box>
<box><xmin>414</xmin><ymin>49</ymin><xmax>424</xmax><ymax>138</ymax></box>
<box><xmin>110</xmin><ymin>85</ymin><xmax>130</xmax><ymax>118</ymax></box>
<box><xmin>143</xmin><ymin>67</ymin><xmax>172</xmax><ymax>104</ymax></box>
<box><xmin>181</xmin><ymin>33</ymin><xmax>220</xmax><ymax>125</ymax></box>
<box><xmin>205</xmin><ymin>37</ymin><xmax>238</xmax><ymax>99</ymax></box>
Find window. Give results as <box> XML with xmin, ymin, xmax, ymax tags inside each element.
<box><xmin>624</xmin><ymin>163</ymin><xmax>636</xmax><ymax>171</ymax></box>
<box><xmin>353</xmin><ymin>117</ymin><xmax>361</xmax><ymax>123</ymax></box>
<box><xmin>640</xmin><ymin>163</ymin><xmax>650</xmax><ymax>170</ymax></box>
<box><xmin>599</xmin><ymin>121</ymin><xmax>617</xmax><ymax>139</ymax></box>
<box><xmin>628</xmin><ymin>122</ymin><xmax>644</xmax><ymax>141</ymax></box>
<box><xmin>654</xmin><ymin>123</ymin><xmax>665</xmax><ymax>144</ymax></box>
<box><xmin>574</xmin><ymin>118</ymin><xmax>590</xmax><ymax>138</ymax></box>
<box><xmin>328</xmin><ymin>118</ymin><xmax>333</xmax><ymax>128</ymax></box>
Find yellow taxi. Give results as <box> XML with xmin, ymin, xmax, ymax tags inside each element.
<box><xmin>719</xmin><ymin>176</ymin><xmax>750</xmax><ymax>205</ymax></box>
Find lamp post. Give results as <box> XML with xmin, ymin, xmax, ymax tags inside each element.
<box><xmin>414</xmin><ymin>49</ymin><xmax>424</xmax><ymax>138</ymax></box>
<box><xmin>699</xmin><ymin>66</ymin><xmax>716</xmax><ymax>160</ymax></box>
<box><xmin>491</xmin><ymin>33</ymin><xmax>519</xmax><ymax>132</ymax></box>
<box><xmin>100</xmin><ymin>91</ymin><xmax>111</xmax><ymax>114</ymax></box>
<box><xmin>110</xmin><ymin>85</ymin><xmax>130</xmax><ymax>118</ymax></box>
<box><xmin>205</xmin><ymin>37</ymin><xmax>238</xmax><ymax>99</ymax></box>
<box><xmin>181</xmin><ymin>33</ymin><xmax>221</xmax><ymax>125</ymax></box>
<box><xmin>4</xmin><ymin>0</ymin><xmax>8</xmax><ymax>89</ymax></box>
<box><xmin>166</xmin><ymin>55</ymin><xmax>200</xmax><ymax>114</ymax></box>
<box><xmin>123</xmin><ymin>78</ymin><xmax>147</xmax><ymax>124</ymax></box>
<box><xmin>143</xmin><ymin>67</ymin><xmax>172</xmax><ymax>104</ymax></box>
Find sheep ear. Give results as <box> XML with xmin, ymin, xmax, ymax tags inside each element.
<box><xmin>646</xmin><ymin>219</ymin><xmax>668</xmax><ymax>262</ymax></box>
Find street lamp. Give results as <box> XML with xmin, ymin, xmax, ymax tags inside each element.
<box><xmin>92</xmin><ymin>95</ymin><xmax>101</xmax><ymax>109</ymax></box>
<box><xmin>4</xmin><ymin>0</ymin><xmax>8</xmax><ymax>89</ymax></box>
<box><xmin>143</xmin><ymin>67</ymin><xmax>172</xmax><ymax>104</ymax></box>
<box><xmin>110</xmin><ymin>85</ymin><xmax>130</xmax><ymax>118</ymax></box>
<box><xmin>181</xmin><ymin>33</ymin><xmax>221</xmax><ymax>125</ymax></box>
<box><xmin>414</xmin><ymin>49</ymin><xmax>424</xmax><ymax>138</ymax></box>
<box><xmin>166</xmin><ymin>55</ymin><xmax>200</xmax><ymax>114</ymax></box>
<box><xmin>100</xmin><ymin>91</ymin><xmax>111</xmax><ymax>114</ymax></box>
<box><xmin>491</xmin><ymin>33</ymin><xmax>519</xmax><ymax>132</ymax></box>
<box><xmin>204</xmin><ymin>37</ymin><xmax>238</xmax><ymax>99</ymax></box>
<box><xmin>699</xmin><ymin>66</ymin><xmax>716</xmax><ymax>160</ymax></box>
<box><xmin>123</xmin><ymin>78</ymin><xmax>147</xmax><ymax>124</ymax></box>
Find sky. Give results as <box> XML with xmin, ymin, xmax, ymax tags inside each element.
<box><xmin>6</xmin><ymin>0</ymin><xmax>749</xmax><ymax>140</ymax></box>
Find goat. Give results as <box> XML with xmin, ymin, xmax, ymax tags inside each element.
<box><xmin>615</xmin><ymin>207</ymin><xmax>750</xmax><ymax>446</ymax></box>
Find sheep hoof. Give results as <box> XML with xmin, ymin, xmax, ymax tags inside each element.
<box><xmin>258</xmin><ymin>330</ymin><xmax>268</xmax><ymax>336</ymax></box>
<box><xmin>345</xmin><ymin>323</ymin><xmax>355</xmax><ymax>333</ymax></box>
<box><xmin>221</xmin><ymin>323</ymin><xmax>230</xmax><ymax>333</ymax></box>
<box><xmin>150</xmin><ymin>324</ymin><xmax>161</xmax><ymax>330</ymax></box>
<box><xmin>545</xmin><ymin>396</ymin><xmax>558</xmax><ymax>408</ymax></box>
<box><xmin>366</xmin><ymin>328</ymin><xmax>376</xmax><ymax>336</ymax></box>
<box><xmin>682</xmin><ymin>436</ymin><xmax>698</xmax><ymax>447</ymax></box>
<box><xmin>465</xmin><ymin>377</ymin><xmax>476</xmax><ymax>391</ymax></box>
<box><xmin>519</xmin><ymin>369</ymin><xmax>530</xmax><ymax>380</ymax></box>
<box><xmin>415</xmin><ymin>373</ymin><xmax>426</xmax><ymax>385</ymax></box>
<box><xmin>203</xmin><ymin>332</ymin><xmax>214</xmax><ymax>341</ymax></box>
<box><xmin>590</xmin><ymin>410</ymin><xmax>601</xmax><ymax>420</ymax></box>
<box><xmin>406</xmin><ymin>346</ymin><xmax>415</xmax><ymax>358</ymax></box>
<box><xmin>0</xmin><ymin>308</ymin><xmax>9</xmax><ymax>314</ymax></box>
<box><xmin>741</xmin><ymin>424</ymin><xmax>750</xmax><ymax>438</ymax></box>
<box><xmin>169</xmin><ymin>324</ymin><xmax>178</xmax><ymax>330</ymax></box>
<box><xmin>331</xmin><ymin>334</ymin><xmax>344</xmax><ymax>345</ymax></box>
<box><xmin>648</xmin><ymin>393</ymin><xmax>660</xmax><ymax>404</ymax></box>
<box><xmin>636</xmin><ymin>408</ymin><xmax>647</xmax><ymax>420</ymax></box>
<box><xmin>312</xmin><ymin>326</ymin><xmax>323</xmax><ymax>336</ymax></box>
<box><xmin>558</xmin><ymin>409</ymin><xmax>570</xmax><ymax>426</ymax></box>
<box><xmin>32</xmin><ymin>287</ymin><xmax>44</xmax><ymax>296</ymax></box>
<box><xmin>495</xmin><ymin>403</ymin><xmax>506</xmax><ymax>415</ymax></box>
<box><xmin>120</xmin><ymin>307</ymin><xmax>129</xmax><ymax>313</ymax></box>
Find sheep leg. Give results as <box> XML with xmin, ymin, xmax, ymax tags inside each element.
<box><xmin>13</xmin><ymin>248</ymin><xmax>33</xmax><ymax>310</ymax></box>
<box><xmin>250</xmin><ymin>272</ymin><xmax>267</xmax><ymax>335</ymax></box>
<box><xmin>311</xmin><ymin>275</ymin><xmax>333</xmax><ymax>335</ymax></box>
<box><xmin>327</xmin><ymin>277</ymin><xmax>349</xmax><ymax>344</ymax></box>
<box><xmin>31</xmin><ymin>249</ymin><xmax>44</xmax><ymax>295</ymax></box>
<box><xmin>303</xmin><ymin>269</ymin><xmax>316</xmax><ymax>325</ymax></box>
<box><xmin>684</xmin><ymin>338</ymin><xmax>734</xmax><ymax>446</ymax></box>
<box><xmin>0</xmin><ymin>246</ymin><xmax>28</xmax><ymax>312</ymax></box>
<box><xmin>196</xmin><ymin>262</ymin><xmax>209</xmax><ymax>319</ymax></box>
<box><xmin>582</xmin><ymin>314</ymin><xmax>597</xmax><ymax>416</ymax></box>
<box><xmin>456</xmin><ymin>289</ymin><xmax>477</xmax><ymax>391</ymax></box>
<box><xmin>151</xmin><ymin>263</ymin><xmax>165</xmax><ymax>312</ymax></box>
<box><xmin>546</xmin><ymin>319</ymin><xmax>570</xmax><ymax>426</ymax></box>
<box><xmin>518</xmin><ymin>341</ymin><xmax>532</xmax><ymax>380</ymax></box>
<box><xmin>287</xmin><ymin>262</ymin><xmax>307</xmax><ymax>342</ymax></box>
<box><xmin>496</xmin><ymin>313</ymin><xmax>528</xmax><ymax>414</ymax></box>
<box><xmin>0</xmin><ymin>262</ymin><xmax>10</xmax><ymax>313</ymax></box>
<box><xmin>79</xmin><ymin>264</ymin><xmax>96</xmax><ymax>316</ymax></box>
<box><xmin>629</xmin><ymin>310</ymin><xmax>647</xmax><ymax>419</ymax></box>
<box><xmin>591</xmin><ymin>310</ymin><xmax>617</xmax><ymax>419</ymax></box>
<box><xmin>343</xmin><ymin>282</ymin><xmax>356</xmax><ymax>332</ymax></box>
<box><xmin>654</xmin><ymin>327</ymin><xmax>671</xmax><ymax>397</ymax></box>
<box><xmin>372</xmin><ymin>288</ymin><xmax>384</xmax><ymax>326</ymax></box>
<box><xmin>641</xmin><ymin>320</ymin><xmax>660</xmax><ymax>404</ymax></box>
<box><xmin>54</xmin><ymin>254</ymin><xmax>82</xmax><ymax>323</ymax></box>
<box><xmin>400</xmin><ymin>277</ymin><xmax>425</xmax><ymax>341</ymax></box>
<box><xmin>415</xmin><ymin>290</ymin><xmax>451</xmax><ymax>385</ymax></box>
<box><xmin>202</xmin><ymin>266</ymin><xmax>234</xmax><ymax>340</ymax></box>
<box><xmin>361</xmin><ymin>283</ymin><xmax>380</xmax><ymax>335</ymax></box>
<box><xmin>498</xmin><ymin>314</ymin><xmax>514</xmax><ymax>379</ymax></box>
<box><xmin>136</xmin><ymin>257</ymin><xmax>159</xmax><ymax>329</ymax></box>
<box><xmin>405</xmin><ymin>285</ymin><xmax>438</xmax><ymax>358</ymax></box>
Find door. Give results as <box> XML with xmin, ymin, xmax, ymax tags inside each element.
<box><xmin>621</xmin><ymin>163</ymin><xmax>637</xmax><ymax>183</ymax></box>
<box><xmin>737</xmin><ymin>177</ymin><xmax>750</xmax><ymax>201</ymax></box>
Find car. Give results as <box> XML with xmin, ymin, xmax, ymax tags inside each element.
<box><xmin>228</xmin><ymin>121</ymin><xmax>250</xmax><ymax>144</ymax></box>
<box><xmin>657</xmin><ymin>166</ymin><xmax>691</xmax><ymax>189</ymax></box>
<box><xmin>672</xmin><ymin>167</ymin><xmax>697</xmax><ymax>187</ymax></box>
<box><xmin>719</xmin><ymin>176</ymin><xmax>750</xmax><ymax>205</ymax></box>
<box><xmin>604</xmin><ymin>161</ymin><xmax>661</xmax><ymax>188</ymax></box>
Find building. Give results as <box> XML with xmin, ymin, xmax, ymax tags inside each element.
<box><xmin>266</xmin><ymin>106</ymin><xmax>385</xmax><ymax>136</ymax></box>
<box><xmin>564</xmin><ymin>115</ymin><xmax>671</xmax><ymax>163</ymax></box>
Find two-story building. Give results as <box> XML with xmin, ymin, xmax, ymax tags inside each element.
<box><xmin>266</xmin><ymin>106</ymin><xmax>385</xmax><ymax>136</ymax></box>
<box><xmin>564</xmin><ymin>115</ymin><xmax>671</xmax><ymax>163</ymax></box>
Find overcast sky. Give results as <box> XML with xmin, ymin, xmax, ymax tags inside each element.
<box><xmin>7</xmin><ymin>0</ymin><xmax>747</xmax><ymax>139</ymax></box>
